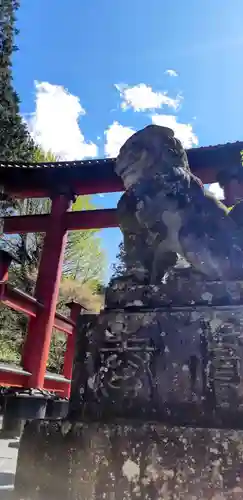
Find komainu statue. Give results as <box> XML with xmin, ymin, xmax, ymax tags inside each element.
<box><xmin>115</xmin><ymin>124</ymin><xmax>243</xmax><ymax>283</ymax></box>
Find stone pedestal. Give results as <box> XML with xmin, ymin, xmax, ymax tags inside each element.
<box><xmin>14</xmin><ymin>279</ymin><xmax>243</xmax><ymax>499</ymax></box>
<box><xmin>69</xmin><ymin>279</ymin><xmax>243</xmax><ymax>426</ymax></box>
<box><xmin>106</xmin><ymin>272</ymin><xmax>243</xmax><ymax>308</ymax></box>
<box><xmin>14</xmin><ymin>421</ymin><xmax>243</xmax><ymax>499</ymax></box>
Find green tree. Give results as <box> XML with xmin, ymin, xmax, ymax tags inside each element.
<box><xmin>64</xmin><ymin>196</ymin><xmax>106</xmax><ymax>288</ymax></box>
<box><xmin>111</xmin><ymin>241</ymin><xmax>126</xmax><ymax>278</ymax></box>
<box><xmin>0</xmin><ymin>0</ymin><xmax>35</xmax><ymax>219</ymax></box>
<box><xmin>0</xmin><ymin>0</ymin><xmax>34</xmax><ymax>162</ymax></box>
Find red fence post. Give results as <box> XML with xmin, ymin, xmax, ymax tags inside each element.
<box><xmin>0</xmin><ymin>250</ymin><xmax>13</xmax><ymax>300</ymax></box>
<box><xmin>62</xmin><ymin>302</ymin><xmax>84</xmax><ymax>397</ymax></box>
<box><xmin>0</xmin><ymin>250</ymin><xmax>13</xmax><ymax>282</ymax></box>
<box><xmin>22</xmin><ymin>194</ymin><xmax>72</xmax><ymax>388</ymax></box>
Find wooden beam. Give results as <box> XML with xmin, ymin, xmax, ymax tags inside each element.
<box><xmin>66</xmin><ymin>208</ymin><xmax>118</xmax><ymax>230</ymax></box>
<box><xmin>0</xmin><ymin>368</ymin><xmax>70</xmax><ymax>393</ymax></box>
<box><xmin>3</xmin><ymin>214</ymin><xmax>48</xmax><ymax>234</ymax></box>
<box><xmin>1</xmin><ymin>140</ymin><xmax>243</xmax><ymax>199</ymax></box>
<box><xmin>3</xmin><ymin>208</ymin><xmax>118</xmax><ymax>234</ymax></box>
<box><xmin>0</xmin><ymin>283</ymin><xmax>75</xmax><ymax>335</ymax></box>
<box><xmin>11</xmin><ymin>179</ymin><xmax>123</xmax><ymax>199</ymax></box>
<box><xmin>2</xmin><ymin>284</ymin><xmax>38</xmax><ymax>317</ymax></box>
<box><xmin>1</xmin><ymin>168</ymin><xmax>219</xmax><ymax>199</ymax></box>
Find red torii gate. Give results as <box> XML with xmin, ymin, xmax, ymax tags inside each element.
<box><xmin>1</xmin><ymin>141</ymin><xmax>243</xmax><ymax>398</ymax></box>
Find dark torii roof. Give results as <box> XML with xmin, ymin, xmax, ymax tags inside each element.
<box><xmin>0</xmin><ymin>141</ymin><xmax>243</xmax><ymax>198</ymax></box>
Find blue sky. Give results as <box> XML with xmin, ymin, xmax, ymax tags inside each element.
<box><xmin>13</xmin><ymin>0</ymin><xmax>243</xmax><ymax>279</ymax></box>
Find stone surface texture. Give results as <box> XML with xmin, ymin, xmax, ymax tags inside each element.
<box><xmin>106</xmin><ymin>272</ymin><xmax>243</xmax><ymax>309</ymax></box>
<box><xmin>70</xmin><ymin>288</ymin><xmax>243</xmax><ymax>424</ymax></box>
<box><xmin>15</xmin><ymin>421</ymin><xmax>243</xmax><ymax>499</ymax></box>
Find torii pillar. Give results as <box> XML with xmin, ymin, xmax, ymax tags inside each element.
<box><xmin>22</xmin><ymin>192</ymin><xmax>73</xmax><ymax>388</ymax></box>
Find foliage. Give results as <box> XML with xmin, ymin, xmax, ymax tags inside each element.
<box><xmin>111</xmin><ymin>241</ymin><xmax>127</xmax><ymax>279</ymax></box>
<box><xmin>47</xmin><ymin>334</ymin><xmax>67</xmax><ymax>374</ymax></box>
<box><xmin>64</xmin><ymin>195</ymin><xmax>106</xmax><ymax>287</ymax></box>
<box><xmin>0</xmin><ymin>305</ymin><xmax>22</xmax><ymax>363</ymax></box>
<box><xmin>59</xmin><ymin>278</ymin><xmax>104</xmax><ymax>314</ymax></box>
<box><xmin>47</xmin><ymin>280</ymin><xmax>104</xmax><ymax>374</ymax></box>
<box><xmin>0</xmin><ymin>0</ymin><xmax>35</xmax><ymax>217</ymax></box>
<box><xmin>0</xmin><ymin>0</ymin><xmax>34</xmax><ymax>161</ymax></box>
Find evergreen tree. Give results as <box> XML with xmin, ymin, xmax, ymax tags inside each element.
<box><xmin>111</xmin><ymin>241</ymin><xmax>127</xmax><ymax>278</ymax></box>
<box><xmin>0</xmin><ymin>0</ymin><xmax>36</xmax><ymax>364</ymax></box>
<box><xmin>0</xmin><ymin>0</ymin><xmax>34</xmax><ymax>161</ymax></box>
<box><xmin>0</xmin><ymin>0</ymin><xmax>35</xmax><ymax>218</ymax></box>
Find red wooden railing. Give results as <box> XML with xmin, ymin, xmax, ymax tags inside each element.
<box><xmin>0</xmin><ymin>246</ymin><xmax>82</xmax><ymax>398</ymax></box>
<box><xmin>0</xmin><ymin>194</ymin><xmax>116</xmax><ymax>398</ymax></box>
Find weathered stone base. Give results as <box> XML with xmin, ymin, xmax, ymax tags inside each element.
<box><xmin>106</xmin><ymin>275</ymin><xmax>243</xmax><ymax>309</ymax></box>
<box><xmin>14</xmin><ymin>278</ymin><xmax>243</xmax><ymax>499</ymax></box>
<box><xmin>14</xmin><ymin>420</ymin><xmax>243</xmax><ymax>499</ymax></box>
<box><xmin>70</xmin><ymin>303</ymin><xmax>243</xmax><ymax>423</ymax></box>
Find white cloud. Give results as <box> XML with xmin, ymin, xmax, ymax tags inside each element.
<box><xmin>104</xmin><ymin>115</ymin><xmax>198</xmax><ymax>159</ymax></box>
<box><xmin>151</xmin><ymin>114</ymin><xmax>198</xmax><ymax>149</ymax></box>
<box><xmin>28</xmin><ymin>81</ymin><xmax>98</xmax><ymax>160</ymax></box>
<box><xmin>115</xmin><ymin>83</ymin><xmax>181</xmax><ymax>112</ymax></box>
<box><xmin>104</xmin><ymin>121</ymin><xmax>135</xmax><ymax>157</ymax></box>
<box><xmin>165</xmin><ymin>69</ymin><xmax>178</xmax><ymax>77</ymax></box>
<box><xmin>207</xmin><ymin>183</ymin><xmax>224</xmax><ymax>200</ymax></box>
